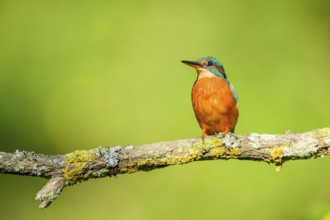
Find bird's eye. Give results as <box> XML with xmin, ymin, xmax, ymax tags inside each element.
<box><xmin>200</xmin><ymin>60</ymin><xmax>207</xmax><ymax>66</ymax></box>
<box><xmin>207</xmin><ymin>61</ymin><xmax>213</xmax><ymax>66</ymax></box>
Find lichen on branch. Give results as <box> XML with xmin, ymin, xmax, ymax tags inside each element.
<box><xmin>0</xmin><ymin>128</ymin><xmax>329</xmax><ymax>208</ymax></box>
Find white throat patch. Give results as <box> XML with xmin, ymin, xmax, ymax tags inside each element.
<box><xmin>196</xmin><ymin>68</ymin><xmax>215</xmax><ymax>80</ymax></box>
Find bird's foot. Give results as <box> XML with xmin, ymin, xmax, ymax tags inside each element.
<box><xmin>200</xmin><ymin>130</ymin><xmax>207</xmax><ymax>140</ymax></box>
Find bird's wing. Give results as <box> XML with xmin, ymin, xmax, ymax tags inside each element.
<box><xmin>228</xmin><ymin>81</ymin><xmax>238</xmax><ymax>104</ymax></box>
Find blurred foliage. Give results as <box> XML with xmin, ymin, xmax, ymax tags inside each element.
<box><xmin>0</xmin><ymin>0</ymin><xmax>329</xmax><ymax>219</ymax></box>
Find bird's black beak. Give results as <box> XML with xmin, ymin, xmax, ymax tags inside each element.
<box><xmin>181</xmin><ymin>60</ymin><xmax>202</xmax><ymax>69</ymax></box>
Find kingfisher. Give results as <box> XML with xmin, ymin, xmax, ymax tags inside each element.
<box><xmin>181</xmin><ymin>56</ymin><xmax>239</xmax><ymax>138</ymax></box>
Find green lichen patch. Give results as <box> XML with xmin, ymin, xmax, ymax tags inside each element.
<box><xmin>161</xmin><ymin>146</ymin><xmax>203</xmax><ymax>165</ymax></box>
<box><xmin>210</xmin><ymin>147</ymin><xmax>226</xmax><ymax>157</ymax></box>
<box><xmin>193</xmin><ymin>137</ymin><xmax>224</xmax><ymax>151</ymax></box>
<box><xmin>119</xmin><ymin>143</ymin><xmax>211</xmax><ymax>174</ymax></box>
<box><xmin>65</xmin><ymin>150</ymin><xmax>97</xmax><ymax>164</ymax></box>
<box><xmin>62</xmin><ymin>150</ymin><xmax>97</xmax><ymax>185</ymax></box>
<box><xmin>86</xmin><ymin>168</ymin><xmax>110</xmax><ymax>178</ymax></box>
<box><xmin>119</xmin><ymin>162</ymin><xmax>138</xmax><ymax>174</ymax></box>
<box><xmin>118</xmin><ymin>137</ymin><xmax>238</xmax><ymax>174</ymax></box>
<box><xmin>227</xmin><ymin>147</ymin><xmax>241</xmax><ymax>158</ymax></box>
<box><xmin>137</xmin><ymin>145</ymin><xmax>204</xmax><ymax>168</ymax></box>
<box><xmin>63</xmin><ymin>162</ymin><xmax>86</xmax><ymax>185</ymax></box>
<box><xmin>210</xmin><ymin>146</ymin><xmax>241</xmax><ymax>159</ymax></box>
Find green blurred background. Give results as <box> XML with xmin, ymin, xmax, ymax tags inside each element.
<box><xmin>0</xmin><ymin>0</ymin><xmax>329</xmax><ymax>219</ymax></box>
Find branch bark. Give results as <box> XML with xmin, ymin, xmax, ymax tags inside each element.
<box><xmin>1</xmin><ymin>128</ymin><xmax>329</xmax><ymax>208</ymax></box>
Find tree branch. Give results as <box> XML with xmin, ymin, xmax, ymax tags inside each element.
<box><xmin>1</xmin><ymin>128</ymin><xmax>329</xmax><ymax>208</ymax></box>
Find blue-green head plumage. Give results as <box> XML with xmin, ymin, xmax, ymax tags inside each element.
<box><xmin>181</xmin><ymin>56</ymin><xmax>238</xmax><ymax>103</ymax></box>
<box><xmin>196</xmin><ymin>56</ymin><xmax>227</xmax><ymax>79</ymax></box>
<box><xmin>196</xmin><ymin>56</ymin><xmax>238</xmax><ymax>103</ymax></box>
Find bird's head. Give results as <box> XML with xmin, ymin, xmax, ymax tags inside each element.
<box><xmin>181</xmin><ymin>56</ymin><xmax>227</xmax><ymax>79</ymax></box>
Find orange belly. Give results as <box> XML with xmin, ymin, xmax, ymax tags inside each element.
<box><xmin>191</xmin><ymin>77</ymin><xmax>239</xmax><ymax>137</ymax></box>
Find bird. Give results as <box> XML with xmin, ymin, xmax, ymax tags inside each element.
<box><xmin>181</xmin><ymin>56</ymin><xmax>239</xmax><ymax>138</ymax></box>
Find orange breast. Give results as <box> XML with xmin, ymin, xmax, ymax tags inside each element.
<box><xmin>191</xmin><ymin>77</ymin><xmax>238</xmax><ymax>136</ymax></box>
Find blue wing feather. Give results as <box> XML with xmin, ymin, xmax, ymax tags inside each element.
<box><xmin>228</xmin><ymin>81</ymin><xmax>238</xmax><ymax>103</ymax></box>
